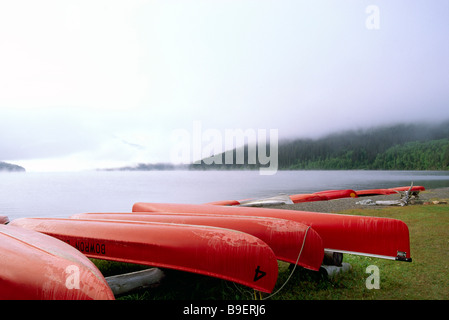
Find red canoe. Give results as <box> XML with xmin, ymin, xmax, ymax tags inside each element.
<box><xmin>289</xmin><ymin>193</ymin><xmax>329</xmax><ymax>204</ymax></box>
<box><xmin>0</xmin><ymin>216</ymin><xmax>8</xmax><ymax>224</ymax></box>
<box><xmin>355</xmin><ymin>189</ymin><xmax>394</xmax><ymax>196</ymax></box>
<box><xmin>0</xmin><ymin>224</ymin><xmax>114</xmax><ymax>300</ymax></box>
<box><xmin>356</xmin><ymin>186</ymin><xmax>425</xmax><ymax>197</ymax></box>
<box><xmin>290</xmin><ymin>189</ymin><xmax>358</xmax><ymax>203</ymax></box>
<box><xmin>205</xmin><ymin>190</ymin><xmax>358</xmax><ymax>206</ymax></box>
<box><xmin>10</xmin><ymin>218</ymin><xmax>279</xmax><ymax>293</ymax></box>
<box><xmin>313</xmin><ymin>189</ymin><xmax>358</xmax><ymax>200</ymax></box>
<box><xmin>132</xmin><ymin>202</ymin><xmax>412</xmax><ymax>262</ymax></box>
<box><xmin>71</xmin><ymin>212</ymin><xmax>325</xmax><ymax>271</ymax></box>
<box><xmin>389</xmin><ymin>186</ymin><xmax>425</xmax><ymax>193</ymax></box>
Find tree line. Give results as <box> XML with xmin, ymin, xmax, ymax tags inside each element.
<box><xmin>287</xmin><ymin>138</ymin><xmax>449</xmax><ymax>170</ymax></box>
<box><xmin>192</xmin><ymin>121</ymin><xmax>449</xmax><ymax>171</ymax></box>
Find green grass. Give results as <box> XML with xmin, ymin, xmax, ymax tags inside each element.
<box><xmin>338</xmin><ymin>204</ymin><xmax>449</xmax><ymax>300</ymax></box>
<box><xmin>93</xmin><ymin>204</ymin><xmax>449</xmax><ymax>300</ymax></box>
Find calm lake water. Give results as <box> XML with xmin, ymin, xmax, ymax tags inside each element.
<box><xmin>1</xmin><ymin>170</ymin><xmax>449</xmax><ymax>221</ymax></box>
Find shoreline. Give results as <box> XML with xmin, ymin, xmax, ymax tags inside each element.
<box><xmin>271</xmin><ymin>187</ymin><xmax>449</xmax><ymax>213</ymax></box>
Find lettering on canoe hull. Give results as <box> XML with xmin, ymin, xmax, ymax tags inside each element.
<box><xmin>76</xmin><ymin>241</ymin><xmax>106</xmax><ymax>255</ymax></box>
<box><xmin>63</xmin><ymin>238</ymin><xmax>106</xmax><ymax>255</ymax></box>
<box><xmin>253</xmin><ymin>266</ymin><xmax>266</xmax><ymax>282</ymax></box>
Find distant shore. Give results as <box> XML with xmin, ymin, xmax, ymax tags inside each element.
<box><xmin>0</xmin><ymin>161</ymin><xmax>25</xmax><ymax>172</ymax></box>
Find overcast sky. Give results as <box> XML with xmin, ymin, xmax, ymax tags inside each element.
<box><xmin>1</xmin><ymin>0</ymin><xmax>448</xmax><ymax>172</ymax></box>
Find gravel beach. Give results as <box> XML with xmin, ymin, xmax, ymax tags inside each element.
<box><xmin>270</xmin><ymin>187</ymin><xmax>449</xmax><ymax>213</ymax></box>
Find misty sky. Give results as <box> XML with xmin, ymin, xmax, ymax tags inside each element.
<box><xmin>1</xmin><ymin>0</ymin><xmax>448</xmax><ymax>172</ymax></box>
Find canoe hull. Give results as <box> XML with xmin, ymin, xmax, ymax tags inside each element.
<box><xmin>356</xmin><ymin>186</ymin><xmax>425</xmax><ymax>197</ymax></box>
<box><xmin>289</xmin><ymin>193</ymin><xmax>328</xmax><ymax>204</ymax></box>
<box><xmin>0</xmin><ymin>216</ymin><xmax>8</xmax><ymax>224</ymax></box>
<box><xmin>132</xmin><ymin>202</ymin><xmax>412</xmax><ymax>262</ymax></box>
<box><xmin>313</xmin><ymin>189</ymin><xmax>358</xmax><ymax>200</ymax></box>
<box><xmin>71</xmin><ymin>212</ymin><xmax>325</xmax><ymax>271</ymax></box>
<box><xmin>10</xmin><ymin>218</ymin><xmax>279</xmax><ymax>293</ymax></box>
<box><xmin>0</xmin><ymin>224</ymin><xmax>114</xmax><ymax>300</ymax></box>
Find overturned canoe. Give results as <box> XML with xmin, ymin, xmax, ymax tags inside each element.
<box><xmin>0</xmin><ymin>224</ymin><xmax>114</xmax><ymax>300</ymax></box>
<box><xmin>206</xmin><ymin>190</ymin><xmax>357</xmax><ymax>206</ymax></box>
<box><xmin>289</xmin><ymin>193</ymin><xmax>329</xmax><ymax>204</ymax></box>
<box><xmin>132</xmin><ymin>203</ymin><xmax>412</xmax><ymax>262</ymax></box>
<box><xmin>356</xmin><ymin>186</ymin><xmax>425</xmax><ymax>197</ymax></box>
<box><xmin>71</xmin><ymin>212</ymin><xmax>324</xmax><ymax>271</ymax></box>
<box><xmin>206</xmin><ymin>189</ymin><xmax>357</xmax><ymax>206</ymax></box>
<box><xmin>290</xmin><ymin>189</ymin><xmax>357</xmax><ymax>203</ymax></box>
<box><xmin>355</xmin><ymin>188</ymin><xmax>393</xmax><ymax>196</ymax></box>
<box><xmin>313</xmin><ymin>189</ymin><xmax>358</xmax><ymax>200</ymax></box>
<box><xmin>0</xmin><ymin>216</ymin><xmax>8</xmax><ymax>224</ymax></box>
<box><xmin>389</xmin><ymin>186</ymin><xmax>425</xmax><ymax>193</ymax></box>
<box><xmin>10</xmin><ymin>218</ymin><xmax>279</xmax><ymax>293</ymax></box>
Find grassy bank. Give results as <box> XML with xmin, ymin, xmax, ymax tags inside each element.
<box><xmin>93</xmin><ymin>203</ymin><xmax>449</xmax><ymax>300</ymax></box>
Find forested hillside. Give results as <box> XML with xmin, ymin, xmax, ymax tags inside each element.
<box><xmin>287</xmin><ymin>138</ymin><xmax>449</xmax><ymax>170</ymax></box>
<box><xmin>192</xmin><ymin>121</ymin><xmax>449</xmax><ymax>171</ymax></box>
